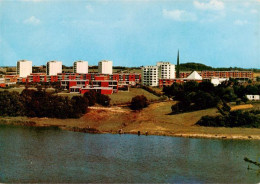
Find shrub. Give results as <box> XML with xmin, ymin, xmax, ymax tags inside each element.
<box><xmin>96</xmin><ymin>93</ymin><xmax>111</xmax><ymax>107</ymax></box>
<box><xmin>83</xmin><ymin>90</ymin><xmax>96</xmax><ymax>106</ymax></box>
<box><xmin>130</xmin><ymin>95</ymin><xmax>149</xmax><ymax>110</ymax></box>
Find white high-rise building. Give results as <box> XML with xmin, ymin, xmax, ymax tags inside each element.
<box><xmin>98</xmin><ymin>60</ymin><xmax>113</xmax><ymax>74</ymax></box>
<box><xmin>156</xmin><ymin>62</ymin><xmax>175</xmax><ymax>79</ymax></box>
<box><xmin>141</xmin><ymin>66</ymin><xmax>159</xmax><ymax>86</ymax></box>
<box><xmin>142</xmin><ymin>61</ymin><xmax>175</xmax><ymax>86</ymax></box>
<box><xmin>73</xmin><ymin>61</ymin><xmax>88</xmax><ymax>74</ymax></box>
<box><xmin>17</xmin><ymin>60</ymin><xmax>32</xmax><ymax>78</ymax></box>
<box><xmin>46</xmin><ymin>61</ymin><xmax>62</xmax><ymax>76</ymax></box>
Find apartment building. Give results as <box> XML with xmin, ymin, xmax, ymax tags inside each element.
<box><xmin>141</xmin><ymin>66</ymin><xmax>159</xmax><ymax>86</ymax></box>
<box><xmin>98</xmin><ymin>60</ymin><xmax>113</xmax><ymax>74</ymax></box>
<box><xmin>46</xmin><ymin>61</ymin><xmax>62</xmax><ymax>76</ymax></box>
<box><xmin>156</xmin><ymin>62</ymin><xmax>175</xmax><ymax>79</ymax></box>
<box><xmin>73</xmin><ymin>61</ymin><xmax>88</xmax><ymax>74</ymax></box>
<box><xmin>142</xmin><ymin>62</ymin><xmax>175</xmax><ymax>86</ymax></box>
<box><xmin>17</xmin><ymin>60</ymin><xmax>32</xmax><ymax>78</ymax></box>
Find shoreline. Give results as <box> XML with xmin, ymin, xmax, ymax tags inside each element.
<box><xmin>1</xmin><ymin>101</ymin><xmax>260</xmax><ymax>141</ymax></box>
<box><xmin>1</xmin><ymin>119</ymin><xmax>260</xmax><ymax>140</ymax></box>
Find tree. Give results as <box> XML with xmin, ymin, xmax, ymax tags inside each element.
<box><xmin>83</xmin><ymin>90</ymin><xmax>96</xmax><ymax>106</ymax></box>
<box><xmin>96</xmin><ymin>93</ymin><xmax>111</xmax><ymax>107</ymax></box>
<box><xmin>130</xmin><ymin>95</ymin><xmax>149</xmax><ymax>110</ymax></box>
<box><xmin>0</xmin><ymin>91</ymin><xmax>24</xmax><ymax>116</ymax></box>
<box><xmin>71</xmin><ymin>96</ymin><xmax>89</xmax><ymax>117</ymax></box>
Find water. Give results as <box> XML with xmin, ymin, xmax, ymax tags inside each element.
<box><xmin>0</xmin><ymin>125</ymin><xmax>260</xmax><ymax>183</ymax></box>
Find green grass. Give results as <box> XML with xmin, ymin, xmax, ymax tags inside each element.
<box><xmin>109</xmin><ymin>88</ymin><xmax>160</xmax><ymax>105</ymax></box>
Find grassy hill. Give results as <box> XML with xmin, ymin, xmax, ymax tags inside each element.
<box><xmin>179</xmin><ymin>62</ymin><xmax>260</xmax><ymax>72</ymax></box>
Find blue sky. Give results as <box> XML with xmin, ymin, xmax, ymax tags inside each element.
<box><xmin>0</xmin><ymin>0</ymin><xmax>259</xmax><ymax>68</ymax></box>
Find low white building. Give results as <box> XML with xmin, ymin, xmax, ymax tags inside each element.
<box><xmin>17</xmin><ymin>60</ymin><xmax>32</xmax><ymax>78</ymax></box>
<box><xmin>210</xmin><ymin>77</ymin><xmax>228</xmax><ymax>86</ymax></box>
<box><xmin>46</xmin><ymin>61</ymin><xmax>62</xmax><ymax>76</ymax></box>
<box><xmin>98</xmin><ymin>60</ymin><xmax>113</xmax><ymax>74</ymax></box>
<box><xmin>73</xmin><ymin>61</ymin><xmax>88</xmax><ymax>74</ymax></box>
<box><xmin>246</xmin><ymin>95</ymin><xmax>260</xmax><ymax>101</ymax></box>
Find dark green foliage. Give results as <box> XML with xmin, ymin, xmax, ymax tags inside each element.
<box><xmin>164</xmin><ymin>81</ymin><xmax>220</xmax><ymax>114</ymax></box>
<box><xmin>0</xmin><ymin>91</ymin><xmax>24</xmax><ymax>116</ymax></box>
<box><xmin>0</xmin><ymin>89</ymin><xmax>89</xmax><ymax>118</ymax></box>
<box><xmin>179</xmin><ymin>62</ymin><xmax>260</xmax><ymax>72</ymax></box>
<box><xmin>130</xmin><ymin>95</ymin><xmax>149</xmax><ymax>110</ymax></box>
<box><xmin>96</xmin><ymin>93</ymin><xmax>111</xmax><ymax>107</ymax></box>
<box><xmin>197</xmin><ymin>110</ymin><xmax>260</xmax><ymax>128</ymax></box>
<box><xmin>179</xmin><ymin>62</ymin><xmax>213</xmax><ymax>71</ymax></box>
<box><xmin>71</xmin><ymin>96</ymin><xmax>89</xmax><ymax>118</ymax></box>
<box><xmin>83</xmin><ymin>90</ymin><xmax>97</xmax><ymax>106</ymax></box>
<box><xmin>164</xmin><ymin>80</ymin><xmax>259</xmax><ymax>114</ymax></box>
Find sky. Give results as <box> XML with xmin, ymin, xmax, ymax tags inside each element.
<box><xmin>0</xmin><ymin>0</ymin><xmax>259</xmax><ymax>68</ymax></box>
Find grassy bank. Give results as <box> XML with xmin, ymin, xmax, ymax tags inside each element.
<box><xmin>108</xmin><ymin>88</ymin><xmax>161</xmax><ymax>105</ymax></box>
<box><xmin>1</xmin><ymin>101</ymin><xmax>260</xmax><ymax>140</ymax></box>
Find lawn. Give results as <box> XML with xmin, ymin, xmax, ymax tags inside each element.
<box><xmin>109</xmin><ymin>87</ymin><xmax>161</xmax><ymax>105</ymax></box>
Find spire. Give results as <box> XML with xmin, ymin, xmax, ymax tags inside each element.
<box><xmin>176</xmin><ymin>50</ymin><xmax>180</xmax><ymax>78</ymax></box>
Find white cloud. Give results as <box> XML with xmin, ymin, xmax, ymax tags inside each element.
<box><xmin>250</xmin><ymin>9</ymin><xmax>258</xmax><ymax>14</ymax></box>
<box><xmin>162</xmin><ymin>9</ymin><xmax>197</xmax><ymax>22</ymax></box>
<box><xmin>193</xmin><ymin>0</ymin><xmax>225</xmax><ymax>11</ymax></box>
<box><xmin>234</xmin><ymin>19</ymin><xmax>248</xmax><ymax>26</ymax></box>
<box><xmin>85</xmin><ymin>5</ymin><xmax>94</xmax><ymax>13</ymax></box>
<box><xmin>23</xmin><ymin>16</ymin><xmax>41</xmax><ymax>25</ymax></box>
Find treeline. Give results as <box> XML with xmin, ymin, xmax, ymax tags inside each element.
<box><xmin>0</xmin><ymin>89</ymin><xmax>111</xmax><ymax>118</ymax></box>
<box><xmin>164</xmin><ymin>81</ymin><xmax>260</xmax><ymax>114</ymax></box>
<box><xmin>197</xmin><ymin>102</ymin><xmax>260</xmax><ymax>128</ymax></box>
<box><xmin>0</xmin><ymin>89</ymin><xmax>88</xmax><ymax>118</ymax></box>
<box><xmin>197</xmin><ymin>110</ymin><xmax>260</xmax><ymax>128</ymax></box>
<box><xmin>179</xmin><ymin>62</ymin><xmax>260</xmax><ymax>72</ymax></box>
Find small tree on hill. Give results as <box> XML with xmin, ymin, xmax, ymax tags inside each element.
<box><xmin>96</xmin><ymin>93</ymin><xmax>111</xmax><ymax>107</ymax></box>
<box><xmin>83</xmin><ymin>90</ymin><xmax>97</xmax><ymax>106</ymax></box>
<box><xmin>130</xmin><ymin>95</ymin><xmax>149</xmax><ymax>110</ymax></box>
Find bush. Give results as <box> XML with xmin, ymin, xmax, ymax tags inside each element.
<box><xmin>83</xmin><ymin>90</ymin><xmax>96</xmax><ymax>106</ymax></box>
<box><xmin>96</xmin><ymin>93</ymin><xmax>111</xmax><ymax>107</ymax></box>
<box><xmin>130</xmin><ymin>95</ymin><xmax>149</xmax><ymax>110</ymax></box>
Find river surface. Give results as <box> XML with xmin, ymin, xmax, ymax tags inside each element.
<box><xmin>0</xmin><ymin>125</ymin><xmax>260</xmax><ymax>183</ymax></box>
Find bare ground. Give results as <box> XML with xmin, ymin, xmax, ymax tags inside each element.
<box><xmin>1</xmin><ymin>101</ymin><xmax>260</xmax><ymax>140</ymax></box>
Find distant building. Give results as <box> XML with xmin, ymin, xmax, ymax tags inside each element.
<box><xmin>210</xmin><ymin>77</ymin><xmax>228</xmax><ymax>86</ymax></box>
<box><xmin>141</xmin><ymin>66</ymin><xmax>159</xmax><ymax>86</ymax></box>
<box><xmin>180</xmin><ymin>71</ymin><xmax>254</xmax><ymax>80</ymax></box>
<box><xmin>246</xmin><ymin>95</ymin><xmax>260</xmax><ymax>101</ymax></box>
<box><xmin>156</xmin><ymin>62</ymin><xmax>175</xmax><ymax>79</ymax></box>
<box><xmin>17</xmin><ymin>60</ymin><xmax>32</xmax><ymax>78</ymax></box>
<box><xmin>98</xmin><ymin>60</ymin><xmax>113</xmax><ymax>74</ymax></box>
<box><xmin>186</xmin><ymin>71</ymin><xmax>202</xmax><ymax>80</ymax></box>
<box><xmin>159</xmin><ymin>71</ymin><xmax>203</xmax><ymax>88</ymax></box>
<box><xmin>46</xmin><ymin>61</ymin><xmax>62</xmax><ymax>76</ymax></box>
<box><xmin>73</xmin><ymin>61</ymin><xmax>88</xmax><ymax>74</ymax></box>
<box><xmin>142</xmin><ymin>61</ymin><xmax>175</xmax><ymax>86</ymax></box>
